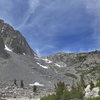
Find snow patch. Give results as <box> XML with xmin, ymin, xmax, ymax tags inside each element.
<box><xmin>55</xmin><ymin>63</ymin><xmax>61</xmax><ymax>67</ymax></box>
<box><xmin>23</xmin><ymin>53</ymin><xmax>26</xmax><ymax>55</ymax></box>
<box><xmin>1</xmin><ymin>26</ymin><xmax>5</xmax><ymax>33</ymax></box>
<box><xmin>41</xmin><ymin>58</ymin><xmax>52</xmax><ymax>63</ymax></box>
<box><xmin>85</xmin><ymin>85</ymin><xmax>90</xmax><ymax>92</ymax></box>
<box><xmin>34</xmin><ymin>57</ymin><xmax>41</xmax><ymax>60</ymax></box>
<box><xmin>34</xmin><ymin>57</ymin><xmax>39</xmax><ymax>59</ymax></box>
<box><xmin>36</xmin><ymin>62</ymin><xmax>48</xmax><ymax>69</ymax></box>
<box><xmin>34</xmin><ymin>57</ymin><xmax>52</xmax><ymax>63</ymax></box>
<box><xmin>29</xmin><ymin>82</ymin><xmax>44</xmax><ymax>87</ymax></box>
<box><xmin>5</xmin><ymin>45</ymin><xmax>12</xmax><ymax>52</ymax></box>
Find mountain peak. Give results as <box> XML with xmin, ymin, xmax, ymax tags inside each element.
<box><xmin>0</xmin><ymin>19</ymin><xmax>36</xmax><ymax>56</ymax></box>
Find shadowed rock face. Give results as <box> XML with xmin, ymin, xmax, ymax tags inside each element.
<box><xmin>0</xmin><ymin>36</ymin><xmax>4</xmax><ymax>51</ymax></box>
<box><xmin>0</xmin><ymin>36</ymin><xmax>9</xmax><ymax>58</ymax></box>
<box><xmin>0</xmin><ymin>19</ymin><xmax>36</xmax><ymax>56</ymax></box>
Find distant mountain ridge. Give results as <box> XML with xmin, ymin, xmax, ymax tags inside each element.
<box><xmin>42</xmin><ymin>51</ymin><xmax>100</xmax><ymax>81</ymax></box>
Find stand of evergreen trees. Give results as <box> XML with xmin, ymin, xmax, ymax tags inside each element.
<box><xmin>41</xmin><ymin>78</ymin><xmax>100</xmax><ymax>100</ymax></box>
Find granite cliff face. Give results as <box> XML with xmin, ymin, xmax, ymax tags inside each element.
<box><xmin>0</xmin><ymin>19</ymin><xmax>36</xmax><ymax>56</ymax></box>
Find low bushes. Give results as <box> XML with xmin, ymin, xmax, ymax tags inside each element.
<box><xmin>86</xmin><ymin>96</ymin><xmax>100</xmax><ymax>100</ymax></box>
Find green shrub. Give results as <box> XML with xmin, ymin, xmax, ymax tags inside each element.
<box><xmin>70</xmin><ymin>83</ymin><xmax>85</xmax><ymax>100</ymax></box>
<box><xmin>40</xmin><ymin>96</ymin><xmax>47</xmax><ymax>100</ymax></box>
<box><xmin>80</xmin><ymin>75</ymin><xmax>86</xmax><ymax>88</ymax></box>
<box><xmin>20</xmin><ymin>80</ymin><xmax>24</xmax><ymax>88</ymax></box>
<box><xmin>64</xmin><ymin>73</ymin><xmax>77</xmax><ymax>79</ymax></box>
<box><xmin>62</xmin><ymin>89</ymin><xmax>71</xmax><ymax>100</ymax></box>
<box><xmin>41</xmin><ymin>94</ymin><xmax>56</xmax><ymax>100</ymax></box>
<box><xmin>96</xmin><ymin>81</ymin><xmax>100</xmax><ymax>87</ymax></box>
<box><xmin>86</xmin><ymin>96</ymin><xmax>100</xmax><ymax>100</ymax></box>
<box><xmin>0</xmin><ymin>99</ymin><xmax>7</xmax><ymax>100</ymax></box>
<box><xmin>70</xmin><ymin>98</ymin><xmax>81</xmax><ymax>100</ymax></box>
<box><xmin>55</xmin><ymin>81</ymin><xmax>65</xmax><ymax>100</ymax></box>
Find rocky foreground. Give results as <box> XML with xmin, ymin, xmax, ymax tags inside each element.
<box><xmin>4</xmin><ymin>98</ymin><xmax>40</xmax><ymax>100</ymax></box>
<box><xmin>0</xmin><ymin>83</ymin><xmax>53</xmax><ymax>100</ymax></box>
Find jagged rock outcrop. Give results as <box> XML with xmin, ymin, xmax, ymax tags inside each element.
<box><xmin>0</xmin><ymin>36</ymin><xmax>9</xmax><ymax>58</ymax></box>
<box><xmin>85</xmin><ymin>85</ymin><xmax>99</xmax><ymax>98</ymax></box>
<box><xmin>0</xmin><ymin>19</ymin><xmax>36</xmax><ymax>56</ymax></box>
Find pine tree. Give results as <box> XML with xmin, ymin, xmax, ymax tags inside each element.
<box><xmin>20</xmin><ymin>80</ymin><xmax>24</xmax><ymax>88</ymax></box>
<box><xmin>77</xmin><ymin>84</ymin><xmax>85</xmax><ymax>100</ymax></box>
<box><xmin>55</xmin><ymin>81</ymin><xmax>65</xmax><ymax>100</ymax></box>
<box><xmin>62</xmin><ymin>89</ymin><xmax>71</xmax><ymax>100</ymax></box>
<box><xmin>14</xmin><ymin>79</ymin><xmax>17</xmax><ymax>86</ymax></box>
<box><xmin>70</xmin><ymin>81</ymin><xmax>85</xmax><ymax>100</ymax></box>
<box><xmin>80</xmin><ymin>74</ymin><xmax>86</xmax><ymax>88</ymax></box>
<box><xmin>33</xmin><ymin>85</ymin><xmax>37</xmax><ymax>92</ymax></box>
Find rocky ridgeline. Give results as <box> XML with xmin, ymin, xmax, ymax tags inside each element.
<box><xmin>0</xmin><ymin>19</ymin><xmax>36</xmax><ymax>56</ymax></box>
<box><xmin>42</xmin><ymin>51</ymin><xmax>100</xmax><ymax>81</ymax></box>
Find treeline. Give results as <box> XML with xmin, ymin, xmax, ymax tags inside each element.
<box><xmin>41</xmin><ymin>78</ymin><xmax>100</xmax><ymax>100</ymax></box>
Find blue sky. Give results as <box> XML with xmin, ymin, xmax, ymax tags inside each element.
<box><xmin>0</xmin><ymin>0</ymin><xmax>100</xmax><ymax>56</ymax></box>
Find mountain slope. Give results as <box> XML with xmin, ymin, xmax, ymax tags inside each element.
<box><xmin>0</xmin><ymin>20</ymin><xmax>69</xmax><ymax>88</ymax></box>
<box><xmin>41</xmin><ymin>51</ymin><xmax>100</xmax><ymax>82</ymax></box>
<box><xmin>0</xmin><ymin>19</ymin><xmax>100</xmax><ymax>89</ymax></box>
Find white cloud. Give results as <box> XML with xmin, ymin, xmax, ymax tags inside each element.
<box><xmin>35</xmin><ymin>49</ymin><xmax>41</xmax><ymax>56</ymax></box>
<box><xmin>24</xmin><ymin>0</ymin><xmax>100</xmax><ymax>55</ymax></box>
<box><xmin>17</xmin><ymin>0</ymin><xmax>40</xmax><ymax>29</ymax></box>
<box><xmin>19</xmin><ymin>0</ymin><xmax>88</xmax><ymax>37</ymax></box>
<box><xmin>29</xmin><ymin>0</ymin><xmax>40</xmax><ymax>10</ymax></box>
<box><xmin>33</xmin><ymin>44</ymin><xmax>55</xmax><ymax>56</ymax></box>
